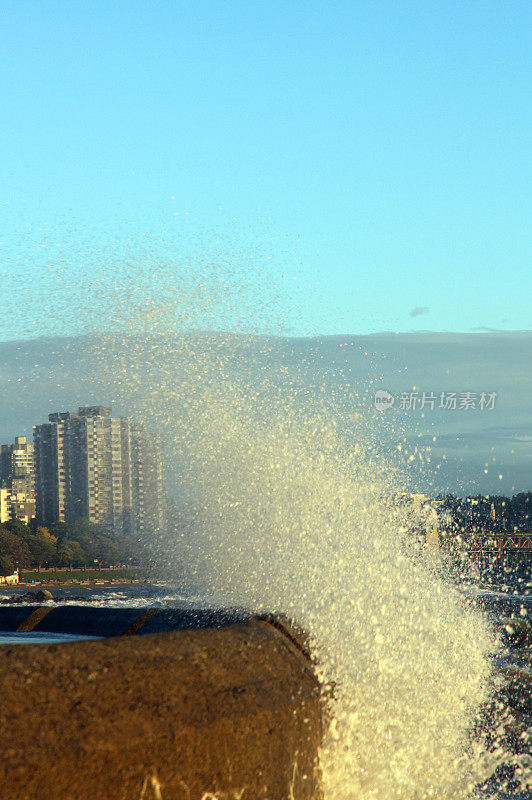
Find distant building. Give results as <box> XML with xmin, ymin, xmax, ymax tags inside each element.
<box><xmin>128</xmin><ymin>422</ymin><xmax>167</xmax><ymax>539</ymax></box>
<box><xmin>0</xmin><ymin>436</ymin><xmax>35</xmax><ymax>497</ymax></box>
<box><xmin>33</xmin><ymin>406</ymin><xmax>166</xmax><ymax>537</ymax></box>
<box><xmin>0</xmin><ymin>569</ymin><xmax>19</xmax><ymax>585</ymax></box>
<box><xmin>0</xmin><ymin>437</ymin><xmax>36</xmax><ymax>526</ymax></box>
<box><xmin>9</xmin><ymin>493</ymin><xmax>37</xmax><ymax>526</ymax></box>
<box><xmin>396</xmin><ymin>492</ymin><xmax>441</xmax><ymax>550</ymax></box>
<box><xmin>0</xmin><ymin>488</ymin><xmax>9</xmax><ymax>523</ymax></box>
<box><xmin>0</xmin><ymin>487</ymin><xmax>36</xmax><ymax>525</ymax></box>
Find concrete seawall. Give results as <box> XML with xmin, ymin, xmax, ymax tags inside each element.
<box><xmin>0</xmin><ymin>607</ymin><xmax>323</xmax><ymax>800</ymax></box>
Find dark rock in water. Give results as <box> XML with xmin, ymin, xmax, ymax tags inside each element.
<box><xmin>2</xmin><ymin>591</ymin><xmax>92</xmax><ymax>605</ymax></box>
<box><xmin>20</xmin><ymin>589</ymin><xmax>54</xmax><ymax>603</ymax></box>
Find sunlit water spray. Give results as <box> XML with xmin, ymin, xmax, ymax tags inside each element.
<box><xmin>84</xmin><ymin>251</ymin><xmax>517</xmax><ymax>799</ymax></box>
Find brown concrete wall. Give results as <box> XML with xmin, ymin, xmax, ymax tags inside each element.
<box><xmin>0</xmin><ymin>619</ymin><xmax>323</xmax><ymax>800</ymax></box>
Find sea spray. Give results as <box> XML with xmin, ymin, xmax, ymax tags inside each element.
<box><xmin>68</xmin><ymin>234</ymin><xmax>519</xmax><ymax>798</ymax></box>
<box><xmin>89</xmin><ymin>326</ymin><xmax>510</xmax><ymax>799</ymax></box>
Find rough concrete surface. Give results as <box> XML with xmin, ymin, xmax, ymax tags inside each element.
<box><xmin>0</xmin><ymin>619</ymin><xmax>323</xmax><ymax>800</ymax></box>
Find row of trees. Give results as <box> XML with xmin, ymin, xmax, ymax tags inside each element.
<box><xmin>438</xmin><ymin>492</ymin><xmax>532</xmax><ymax>531</ymax></box>
<box><xmin>0</xmin><ymin>518</ymin><xmax>141</xmax><ymax>575</ymax></box>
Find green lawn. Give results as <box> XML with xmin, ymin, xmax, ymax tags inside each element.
<box><xmin>19</xmin><ymin>567</ymin><xmax>143</xmax><ymax>583</ymax></box>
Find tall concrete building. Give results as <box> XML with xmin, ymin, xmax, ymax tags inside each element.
<box><xmin>0</xmin><ymin>488</ymin><xmax>9</xmax><ymax>524</ymax></box>
<box><xmin>130</xmin><ymin>423</ymin><xmax>167</xmax><ymax>539</ymax></box>
<box><xmin>0</xmin><ymin>436</ymin><xmax>35</xmax><ymax>497</ymax></box>
<box><xmin>0</xmin><ymin>486</ymin><xmax>35</xmax><ymax>525</ymax></box>
<box><xmin>33</xmin><ymin>407</ymin><xmax>166</xmax><ymax>537</ymax></box>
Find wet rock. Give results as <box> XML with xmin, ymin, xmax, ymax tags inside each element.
<box><xmin>20</xmin><ymin>589</ymin><xmax>54</xmax><ymax>603</ymax></box>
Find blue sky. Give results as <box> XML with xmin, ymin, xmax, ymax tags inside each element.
<box><xmin>1</xmin><ymin>0</ymin><xmax>531</xmax><ymax>338</ymax></box>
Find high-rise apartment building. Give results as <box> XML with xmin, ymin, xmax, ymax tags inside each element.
<box><xmin>130</xmin><ymin>423</ymin><xmax>167</xmax><ymax>538</ymax></box>
<box><xmin>0</xmin><ymin>487</ymin><xmax>35</xmax><ymax>525</ymax></box>
<box><xmin>0</xmin><ymin>488</ymin><xmax>9</xmax><ymax>523</ymax></box>
<box><xmin>33</xmin><ymin>407</ymin><xmax>166</xmax><ymax>536</ymax></box>
<box><xmin>0</xmin><ymin>436</ymin><xmax>35</xmax><ymax>497</ymax></box>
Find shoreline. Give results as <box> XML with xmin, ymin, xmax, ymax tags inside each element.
<box><xmin>1</xmin><ymin>578</ymin><xmax>169</xmax><ymax>592</ymax></box>
<box><xmin>15</xmin><ymin>579</ymin><xmax>144</xmax><ymax>588</ymax></box>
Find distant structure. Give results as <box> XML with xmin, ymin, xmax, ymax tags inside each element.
<box><xmin>0</xmin><ymin>436</ymin><xmax>37</xmax><ymax>525</ymax></box>
<box><xmin>0</xmin><ymin>436</ymin><xmax>35</xmax><ymax>497</ymax></box>
<box><xmin>129</xmin><ymin>422</ymin><xmax>167</xmax><ymax>539</ymax></box>
<box><xmin>463</xmin><ymin>528</ymin><xmax>532</xmax><ymax>568</ymax></box>
<box><xmin>0</xmin><ymin>488</ymin><xmax>8</xmax><ymax>524</ymax></box>
<box><xmin>33</xmin><ymin>406</ymin><xmax>166</xmax><ymax>537</ymax></box>
<box><xmin>0</xmin><ymin>567</ymin><xmax>19</xmax><ymax>585</ymax></box>
<box><xmin>0</xmin><ymin>487</ymin><xmax>35</xmax><ymax>525</ymax></box>
<box><xmin>397</xmin><ymin>492</ymin><xmax>442</xmax><ymax>550</ymax></box>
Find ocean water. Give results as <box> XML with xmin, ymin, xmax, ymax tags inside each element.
<box><xmin>0</xmin><ymin>630</ymin><xmax>101</xmax><ymax>644</ymax></box>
